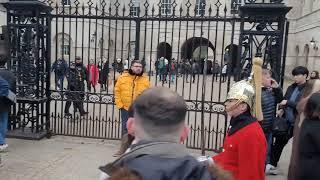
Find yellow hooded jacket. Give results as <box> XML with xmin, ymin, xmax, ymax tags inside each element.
<box><xmin>114</xmin><ymin>72</ymin><xmax>150</xmax><ymax>110</ymax></box>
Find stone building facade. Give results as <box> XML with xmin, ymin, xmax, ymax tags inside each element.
<box><xmin>0</xmin><ymin>0</ymin><xmax>318</xmax><ymax>76</ymax></box>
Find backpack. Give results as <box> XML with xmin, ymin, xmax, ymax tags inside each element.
<box><xmin>158</xmin><ymin>59</ymin><xmax>165</xmax><ymax>69</ymax></box>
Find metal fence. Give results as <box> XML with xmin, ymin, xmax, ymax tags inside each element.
<box><xmin>5</xmin><ymin>0</ymin><xmax>290</xmax><ymax>153</ymax></box>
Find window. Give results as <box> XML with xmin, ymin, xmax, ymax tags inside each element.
<box><xmin>161</xmin><ymin>0</ymin><xmax>172</xmax><ymax>16</ymax></box>
<box><xmin>130</xmin><ymin>7</ymin><xmax>140</xmax><ymax>17</ymax></box>
<box><xmin>195</xmin><ymin>0</ymin><xmax>206</xmax><ymax>16</ymax></box>
<box><xmin>62</xmin><ymin>0</ymin><xmax>71</xmax><ymax>6</ymax></box>
<box><xmin>61</xmin><ymin>45</ymin><xmax>70</xmax><ymax>55</ymax></box>
<box><xmin>231</xmin><ymin>0</ymin><xmax>242</xmax><ymax>14</ymax></box>
<box><xmin>129</xmin><ymin>0</ymin><xmax>140</xmax><ymax>17</ymax></box>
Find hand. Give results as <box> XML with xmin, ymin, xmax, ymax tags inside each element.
<box><xmin>271</xmin><ymin>79</ymin><xmax>279</xmax><ymax>88</ymax></box>
<box><xmin>279</xmin><ymin>100</ymin><xmax>287</xmax><ymax>106</ymax></box>
<box><xmin>277</xmin><ymin>109</ymin><xmax>284</xmax><ymax>117</ymax></box>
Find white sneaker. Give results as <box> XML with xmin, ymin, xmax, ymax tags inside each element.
<box><xmin>0</xmin><ymin>144</ymin><xmax>8</xmax><ymax>151</ymax></box>
<box><xmin>266</xmin><ymin>164</ymin><xmax>278</xmax><ymax>175</ymax></box>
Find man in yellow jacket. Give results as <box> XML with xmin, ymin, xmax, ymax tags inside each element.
<box><xmin>114</xmin><ymin>60</ymin><xmax>150</xmax><ymax>156</ymax></box>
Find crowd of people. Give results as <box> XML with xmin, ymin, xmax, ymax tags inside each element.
<box><xmin>107</xmin><ymin>58</ymin><xmax>320</xmax><ymax>180</ymax></box>
<box><xmin>154</xmin><ymin>57</ymin><xmax>228</xmax><ymax>83</ymax></box>
<box><xmin>0</xmin><ymin>53</ymin><xmax>319</xmax><ymax>179</ymax></box>
<box><xmin>51</xmin><ymin>57</ymin><xmax>111</xmax><ymax>92</ymax></box>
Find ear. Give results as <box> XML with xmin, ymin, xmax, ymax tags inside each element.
<box><xmin>180</xmin><ymin>124</ymin><xmax>189</xmax><ymax>143</ymax></box>
<box><xmin>127</xmin><ymin>117</ymin><xmax>135</xmax><ymax>136</ymax></box>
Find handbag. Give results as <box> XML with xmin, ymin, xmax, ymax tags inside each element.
<box><xmin>272</xmin><ymin>116</ymin><xmax>289</xmax><ymax>136</ymax></box>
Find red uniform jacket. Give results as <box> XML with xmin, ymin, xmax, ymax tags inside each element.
<box><xmin>213</xmin><ymin>112</ymin><xmax>267</xmax><ymax>180</ymax></box>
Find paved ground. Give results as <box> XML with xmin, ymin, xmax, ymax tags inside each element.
<box><xmin>0</xmin><ymin>136</ymin><xmax>292</xmax><ymax>180</ymax></box>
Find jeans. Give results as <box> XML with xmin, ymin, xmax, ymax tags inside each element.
<box><xmin>271</xmin><ymin>126</ymin><xmax>294</xmax><ymax>167</ymax></box>
<box><xmin>0</xmin><ymin>112</ymin><xmax>8</xmax><ymax>145</ymax></box>
<box><xmin>55</xmin><ymin>75</ymin><xmax>64</xmax><ymax>90</ymax></box>
<box><xmin>266</xmin><ymin>133</ymin><xmax>273</xmax><ymax>164</ymax></box>
<box><xmin>120</xmin><ymin>109</ymin><xmax>129</xmax><ymax>135</ymax></box>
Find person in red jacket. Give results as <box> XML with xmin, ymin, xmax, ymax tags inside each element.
<box><xmin>212</xmin><ymin>59</ymin><xmax>267</xmax><ymax>180</ymax></box>
<box><xmin>87</xmin><ymin>59</ymin><xmax>99</xmax><ymax>92</ymax></box>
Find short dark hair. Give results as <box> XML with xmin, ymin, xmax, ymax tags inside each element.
<box><xmin>304</xmin><ymin>92</ymin><xmax>320</xmax><ymax>120</ymax></box>
<box><xmin>134</xmin><ymin>87</ymin><xmax>187</xmax><ymax>136</ymax></box>
<box><xmin>292</xmin><ymin>66</ymin><xmax>309</xmax><ymax>77</ymax></box>
<box><xmin>130</xmin><ymin>60</ymin><xmax>142</xmax><ymax>67</ymax></box>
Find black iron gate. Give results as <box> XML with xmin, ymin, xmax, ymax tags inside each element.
<box><xmin>4</xmin><ymin>0</ymin><xmax>290</xmax><ymax>153</ymax></box>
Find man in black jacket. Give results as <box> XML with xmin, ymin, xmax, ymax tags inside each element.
<box><xmin>64</xmin><ymin>62</ymin><xmax>87</xmax><ymax>116</ymax></box>
<box><xmin>269</xmin><ymin>66</ymin><xmax>308</xmax><ymax>174</ymax></box>
<box><xmin>99</xmin><ymin>87</ymin><xmax>218</xmax><ymax>180</ymax></box>
<box><xmin>0</xmin><ymin>60</ymin><xmax>16</xmax><ymax>151</ymax></box>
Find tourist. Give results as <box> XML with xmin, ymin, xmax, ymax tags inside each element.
<box><xmin>296</xmin><ymin>92</ymin><xmax>320</xmax><ymax>180</ymax></box>
<box><xmin>99</xmin><ymin>87</ymin><xmax>230</xmax><ymax>180</ymax></box>
<box><xmin>64</xmin><ymin>61</ymin><xmax>87</xmax><ymax>116</ymax></box>
<box><xmin>0</xmin><ymin>59</ymin><xmax>16</xmax><ymax>151</ymax></box>
<box><xmin>288</xmin><ymin>79</ymin><xmax>320</xmax><ymax>180</ymax></box>
<box><xmin>260</xmin><ymin>69</ymin><xmax>283</xmax><ymax>174</ymax></box>
<box><xmin>86</xmin><ymin>59</ymin><xmax>99</xmax><ymax>92</ymax></box>
<box><xmin>51</xmin><ymin>58</ymin><xmax>68</xmax><ymax>90</ymax></box>
<box><xmin>269</xmin><ymin>66</ymin><xmax>308</xmax><ymax>174</ymax></box>
<box><xmin>113</xmin><ymin>60</ymin><xmax>150</xmax><ymax>156</ymax></box>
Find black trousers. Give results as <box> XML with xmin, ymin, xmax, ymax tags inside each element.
<box><xmin>270</xmin><ymin>126</ymin><xmax>294</xmax><ymax>167</ymax></box>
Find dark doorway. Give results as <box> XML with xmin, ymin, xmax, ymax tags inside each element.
<box><xmin>157</xmin><ymin>42</ymin><xmax>172</xmax><ymax>61</ymax></box>
<box><xmin>181</xmin><ymin>37</ymin><xmax>215</xmax><ymax>60</ymax></box>
<box><xmin>224</xmin><ymin>44</ymin><xmax>239</xmax><ymax>75</ymax></box>
<box><xmin>181</xmin><ymin>37</ymin><xmax>215</xmax><ymax>74</ymax></box>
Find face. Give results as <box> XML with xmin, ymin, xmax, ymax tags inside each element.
<box><xmin>131</xmin><ymin>62</ymin><xmax>143</xmax><ymax>74</ymax></box>
<box><xmin>293</xmin><ymin>74</ymin><xmax>307</xmax><ymax>84</ymax></box>
<box><xmin>311</xmin><ymin>72</ymin><xmax>316</xmax><ymax>78</ymax></box>
<box><xmin>262</xmin><ymin>72</ymin><xmax>272</xmax><ymax>87</ymax></box>
<box><xmin>224</xmin><ymin>99</ymin><xmax>247</xmax><ymax>117</ymax></box>
<box><xmin>90</xmin><ymin>60</ymin><xmax>94</xmax><ymax>64</ymax></box>
<box><xmin>76</xmin><ymin>59</ymin><xmax>81</xmax><ymax>64</ymax></box>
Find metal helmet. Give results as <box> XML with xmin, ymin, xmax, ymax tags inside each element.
<box><xmin>226</xmin><ymin>57</ymin><xmax>263</xmax><ymax>120</ymax></box>
<box><xmin>226</xmin><ymin>80</ymin><xmax>255</xmax><ymax>108</ymax></box>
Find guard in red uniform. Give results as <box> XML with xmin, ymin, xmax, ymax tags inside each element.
<box><xmin>213</xmin><ymin>58</ymin><xmax>267</xmax><ymax>180</ymax></box>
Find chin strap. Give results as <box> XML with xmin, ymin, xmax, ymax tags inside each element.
<box><xmin>225</xmin><ymin>99</ymin><xmax>242</xmax><ymax>113</ymax></box>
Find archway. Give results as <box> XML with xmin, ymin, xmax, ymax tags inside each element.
<box><xmin>157</xmin><ymin>42</ymin><xmax>172</xmax><ymax>61</ymax></box>
<box><xmin>181</xmin><ymin>37</ymin><xmax>215</xmax><ymax>73</ymax></box>
<box><xmin>181</xmin><ymin>37</ymin><xmax>215</xmax><ymax>60</ymax></box>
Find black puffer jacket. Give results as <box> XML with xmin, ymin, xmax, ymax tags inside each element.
<box><xmin>260</xmin><ymin>87</ymin><xmax>283</xmax><ymax>134</ymax></box>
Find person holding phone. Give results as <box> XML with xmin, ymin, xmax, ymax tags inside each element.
<box><xmin>260</xmin><ymin>69</ymin><xmax>283</xmax><ymax>174</ymax></box>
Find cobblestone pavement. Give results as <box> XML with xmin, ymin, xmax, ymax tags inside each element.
<box><xmin>0</xmin><ymin>136</ymin><xmax>291</xmax><ymax>180</ymax></box>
